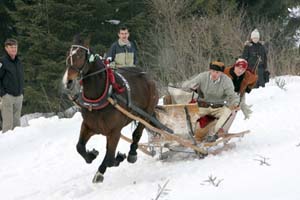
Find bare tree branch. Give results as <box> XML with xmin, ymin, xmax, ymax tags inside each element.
<box><xmin>201</xmin><ymin>175</ymin><xmax>223</xmax><ymax>187</ymax></box>
<box><xmin>152</xmin><ymin>179</ymin><xmax>171</xmax><ymax>200</ymax></box>
<box><xmin>254</xmin><ymin>155</ymin><xmax>271</xmax><ymax>166</ymax></box>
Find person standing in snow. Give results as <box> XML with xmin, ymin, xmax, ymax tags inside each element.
<box><xmin>242</xmin><ymin>29</ymin><xmax>268</xmax><ymax>88</ymax></box>
<box><xmin>106</xmin><ymin>26</ymin><xmax>137</xmax><ymax>68</ymax></box>
<box><xmin>223</xmin><ymin>58</ymin><xmax>258</xmax><ymax>119</ymax></box>
<box><xmin>0</xmin><ymin>39</ymin><xmax>24</xmax><ymax>133</ymax></box>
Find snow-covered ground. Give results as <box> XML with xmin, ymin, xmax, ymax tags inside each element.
<box><xmin>1</xmin><ymin>76</ymin><xmax>300</xmax><ymax>200</ymax></box>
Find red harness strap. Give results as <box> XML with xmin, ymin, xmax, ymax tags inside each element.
<box><xmin>107</xmin><ymin>67</ymin><xmax>125</xmax><ymax>94</ymax></box>
<box><xmin>80</xmin><ymin>67</ymin><xmax>110</xmax><ymax>110</ymax></box>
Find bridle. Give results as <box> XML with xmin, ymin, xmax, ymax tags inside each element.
<box><xmin>66</xmin><ymin>45</ymin><xmax>89</xmax><ymax>73</ymax></box>
<box><xmin>65</xmin><ymin>44</ymin><xmax>113</xmax><ymax>111</ymax></box>
<box><xmin>66</xmin><ymin>44</ymin><xmax>106</xmax><ymax>80</ymax></box>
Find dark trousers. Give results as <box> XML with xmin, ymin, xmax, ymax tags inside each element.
<box><xmin>255</xmin><ymin>66</ymin><xmax>266</xmax><ymax>88</ymax></box>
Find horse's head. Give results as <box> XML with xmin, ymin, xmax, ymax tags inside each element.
<box><xmin>62</xmin><ymin>35</ymin><xmax>91</xmax><ymax>90</ymax></box>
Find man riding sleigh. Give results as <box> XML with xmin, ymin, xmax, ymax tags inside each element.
<box><xmin>165</xmin><ymin>59</ymin><xmax>257</xmax><ymax>143</ymax></box>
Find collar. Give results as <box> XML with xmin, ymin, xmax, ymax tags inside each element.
<box><xmin>118</xmin><ymin>39</ymin><xmax>131</xmax><ymax>47</ymax></box>
<box><xmin>210</xmin><ymin>75</ymin><xmax>221</xmax><ymax>83</ymax></box>
<box><xmin>5</xmin><ymin>52</ymin><xmax>18</xmax><ymax>62</ymax></box>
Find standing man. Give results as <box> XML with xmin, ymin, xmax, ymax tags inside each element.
<box><xmin>106</xmin><ymin>26</ymin><xmax>137</xmax><ymax>68</ymax></box>
<box><xmin>0</xmin><ymin>39</ymin><xmax>24</xmax><ymax>133</ymax></box>
<box><xmin>242</xmin><ymin>29</ymin><xmax>268</xmax><ymax>88</ymax></box>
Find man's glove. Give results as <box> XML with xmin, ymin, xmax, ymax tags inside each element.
<box><xmin>242</xmin><ymin>104</ymin><xmax>253</xmax><ymax>120</ymax></box>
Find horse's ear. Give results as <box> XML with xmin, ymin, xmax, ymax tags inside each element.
<box><xmin>84</xmin><ymin>34</ymin><xmax>92</xmax><ymax>48</ymax></box>
<box><xmin>73</xmin><ymin>33</ymin><xmax>84</xmax><ymax>45</ymax></box>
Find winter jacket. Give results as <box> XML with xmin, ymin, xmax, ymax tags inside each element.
<box><xmin>0</xmin><ymin>53</ymin><xmax>24</xmax><ymax>97</ymax></box>
<box><xmin>242</xmin><ymin>41</ymin><xmax>267</xmax><ymax>72</ymax></box>
<box><xmin>223</xmin><ymin>66</ymin><xmax>258</xmax><ymax>95</ymax></box>
<box><xmin>182</xmin><ymin>71</ymin><xmax>240</xmax><ymax>107</ymax></box>
<box><xmin>106</xmin><ymin>39</ymin><xmax>137</xmax><ymax>68</ymax></box>
<box><xmin>224</xmin><ymin>66</ymin><xmax>258</xmax><ymax>119</ymax></box>
<box><xmin>242</xmin><ymin>41</ymin><xmax>268</xmax><ymax>87</ymax></box>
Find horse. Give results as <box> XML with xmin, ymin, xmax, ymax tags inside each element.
<box><xmin>62</xmin><ymin>35</ymin><xmax>159</xmax><ymax>183</ymax></box>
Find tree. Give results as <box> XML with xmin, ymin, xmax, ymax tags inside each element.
<box><xmin>6</xmin><ymin>0</ymin><xmax>149</xmax><ymax>114</ymax></box>
<box><xmin>0</xmin><ymin>0</ymin><xmax>16</xmax><ymax>54</ymax></box>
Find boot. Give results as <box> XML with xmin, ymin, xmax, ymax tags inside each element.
<box><xmin>205</xmin><ymin>128</ymin><xmax>224</xmax><ymax>142</ymax></box>
<box><xmin>205</xmin><ymin>134</ymin><xmax>218</xmax><ymax>142</ymax></box>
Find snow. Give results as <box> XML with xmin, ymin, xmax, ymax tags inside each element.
<box><xmin>1</xmin><ymin>76</ymin><xmax>300</xmax><ymax>200</ymax></box>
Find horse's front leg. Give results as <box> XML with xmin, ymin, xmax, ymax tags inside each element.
<box><xmin>127</xmin><ymin>123</ymin><xmax>145</xmax><ymax>163</ymax></box>
<box><xmin>76</xmin><ymin>123</ymin><xmax>98</xmax><ymax>164</ymax></box>
<box><xmin>93</xmin><ymin>131</ymin><xmax>126</xmax><ymax>183</ymax></box>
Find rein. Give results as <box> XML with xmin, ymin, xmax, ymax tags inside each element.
<box><xmin>80</xmin><ymin>67</ymin><xmax>107</xmax><ymax>81</ymax></box>
<box><xmin>67</xmin><ymin>45</ymin><xmax>125</xmax><ymax>111</ymax></box>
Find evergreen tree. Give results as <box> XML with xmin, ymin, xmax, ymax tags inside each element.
<box><xmin>0</xmin><ymin>0</ymin><xmax>16</xmax><ymax>54</ymax></box>
<box><xmin>7</xmin><ymin>0</ymin><xmax>149</xmax><ymax>114</ymax></box>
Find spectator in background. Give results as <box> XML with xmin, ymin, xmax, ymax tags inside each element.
<box><xmin>242</xmin><ymin>29</ymin><xmax>268</xmax><ymax>88</ymax></box>
<box><xmin>0</xmin><ymin>39</ymin><xmax>24</xmax><ymax>133</ymax></box>
<box><xmin>106</xmin><ymin>26</ymin><xmax>137</xmax><ymax>68</ymax></box>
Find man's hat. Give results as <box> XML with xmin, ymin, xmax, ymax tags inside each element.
<box><xmin>234</xmin><ymin>58</ymin><xmax>248</xmax><ymax>69</ymax></box>
<box><xmin>209</xmin><ymin>61</ymin><xmax>225</xmax><ymax>72</ymax></box>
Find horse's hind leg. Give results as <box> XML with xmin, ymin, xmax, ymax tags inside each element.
<box><xmin>76</xmin><ymin>123</ymin><xmax>98</xmax><ymax>164</ymax></box>
<box><xmin>126</xmin><ymin>80</ymin><xmax>158</xmax><ymax>163</ymax></box>
<box><xmin>127</xmin><ymin>123</ymin><xmax>145</xmax><ymax>163</ymax></box>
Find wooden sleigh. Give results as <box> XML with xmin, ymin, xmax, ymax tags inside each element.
<box><xmin>144</xmin><ymin>101</ymin><xmax>250</xmax><ymax>159</ymax></box>
<box><xmin>112</xmin><ymin>96</ymin><xmax>250</xmax><ymax>160</ymax></box>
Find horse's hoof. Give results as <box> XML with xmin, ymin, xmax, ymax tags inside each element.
<box><xmin>127</xmin><ymin>154</ymin><xmax>137</xmax><ymax>163</ymax></box>
<box><xmin>92</xmin><ymin>171</ymin><xmax>104</xmax><ymax>183</ymax></box>
<box><xmin>116</xmin><ymin>152</ymin><xmax>127</xmax><ymax>162</ymax></box>
<box><xmin>86</xmin><ymin>149</ymin><xmax>99</xmax><ymax>164</ymax></box>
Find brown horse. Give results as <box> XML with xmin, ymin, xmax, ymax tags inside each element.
<box><xmin>62</xmin><ymin>35</ymin><xmax>159</xmax><ymax>183</ymax></box>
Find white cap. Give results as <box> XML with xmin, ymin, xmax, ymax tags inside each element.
<box><xmin>251</xmin><ymin>29</ymin><xmax>260</xmax><ymax>39</ymax></box>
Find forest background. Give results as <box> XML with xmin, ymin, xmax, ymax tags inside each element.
<box><xmin>0</xmin><ymin>0</ymin><xmax>299</xmax><ymax>114</ymax></box>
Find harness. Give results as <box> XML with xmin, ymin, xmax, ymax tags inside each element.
<box><xmin>65</xmin><ymin>44</ymin><xmax>173</xmax><ymax>133</ymax></box>
<box><xmin>66</xmin><ymin>45</ymin><xmax>127</xmax><ymax>111</ymax></box>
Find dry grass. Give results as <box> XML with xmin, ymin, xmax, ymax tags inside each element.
<box><xmin>139</xmin><ymin>0</ymin><xmax>300</xmax><ymax>89</ymax></box>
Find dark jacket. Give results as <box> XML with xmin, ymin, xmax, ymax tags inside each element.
<box><xmin>106</xmin><ymin>40</ymin><xmax>137</xmax><ymax>68</ymax></box>
<box><xmin>0</xmin><ymin>52</ymin><xmax>24</xmax><ymax>97</ymax></box>
<box><xmin>242</xmin><ymin>41</ymin><xmax>267</xmax><ymax>72</ymax></box>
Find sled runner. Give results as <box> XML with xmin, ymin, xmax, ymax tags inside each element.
<box><xmin>116</xmin><ymin>98</ymin><xmax>250</xmax><ymax>159</ymax></box>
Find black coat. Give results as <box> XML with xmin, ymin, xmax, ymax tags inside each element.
<box><xmin>0</xmin><ymin>52</ymin><xmax>24</xmax><ymax>97</ymax></box>
<box><xmin>242</xmin><ymin>41</ymin><xmax>267</xmax><ymax>72</ymax></box>
<box><xmin>242</xmin><ymin>41</ymin><xmax>268</xmax><ymax>87</ymax></box>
